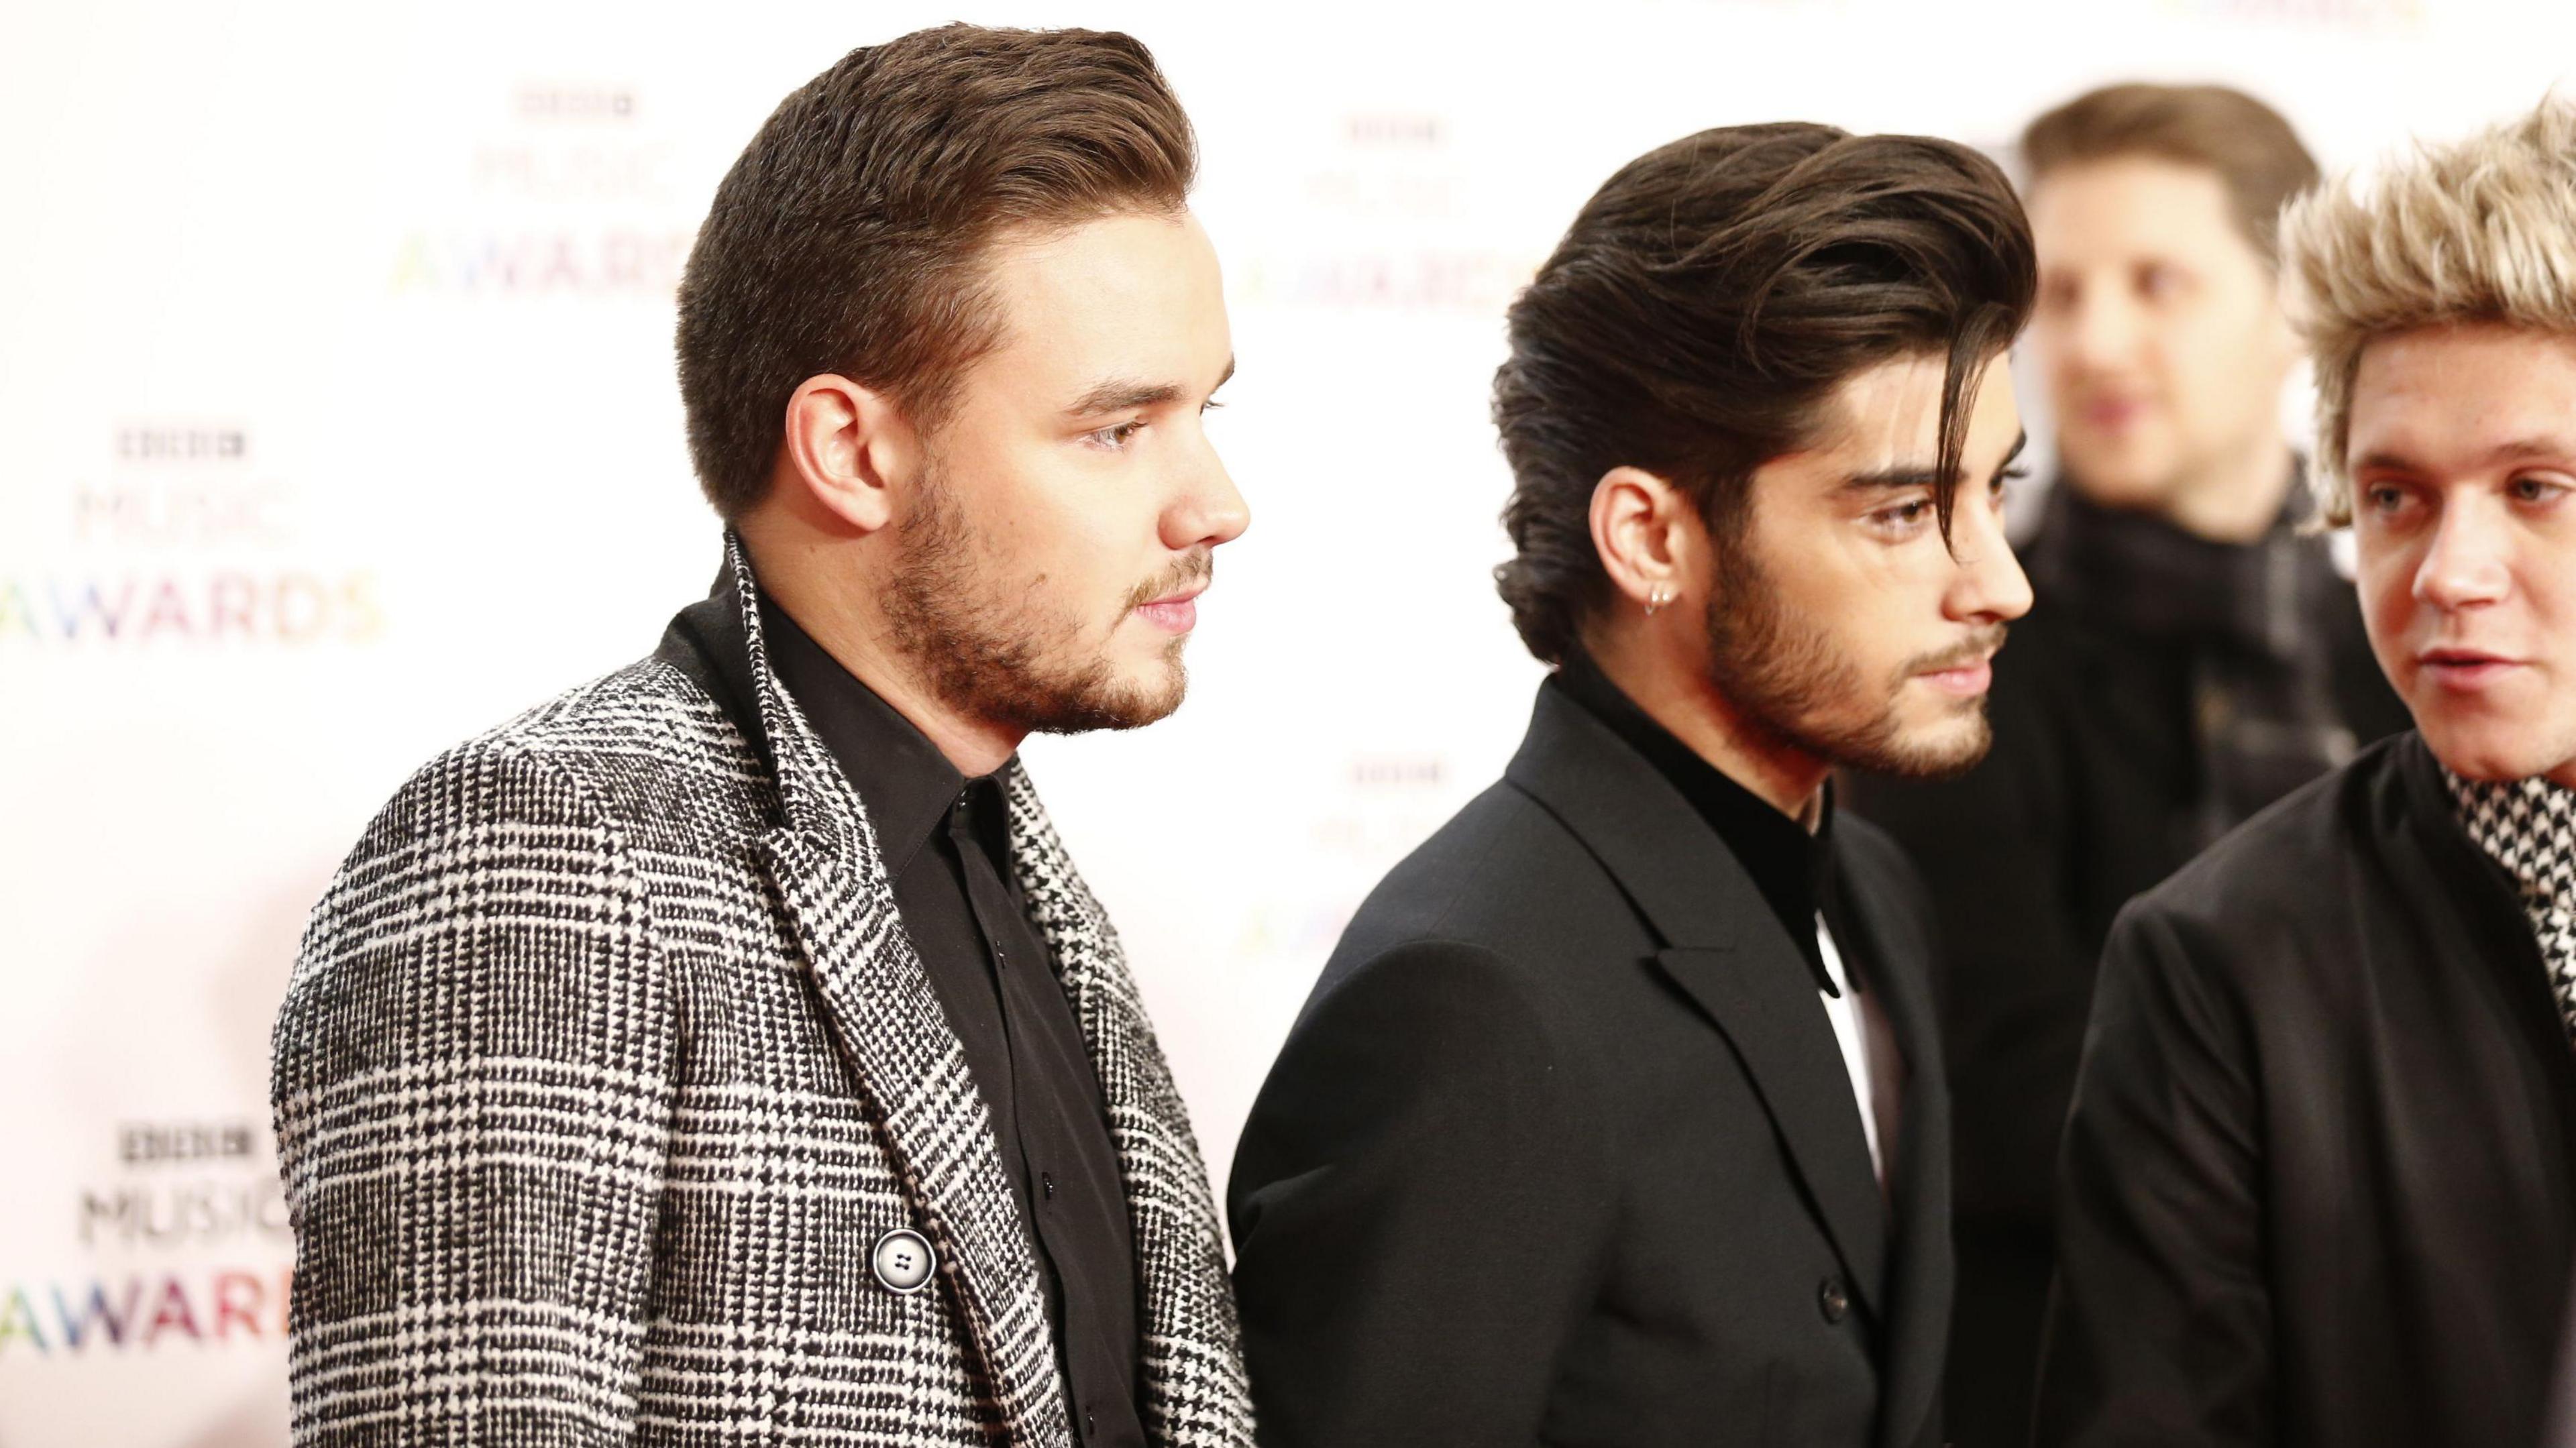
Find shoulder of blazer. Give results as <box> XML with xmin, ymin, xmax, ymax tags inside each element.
<box><xmin>2128</xmin><ymin>732</ymin><xmax>2413</xmax><ymax>943</ymax></box>
<box><xmin>433</xmin><ymin>654</ymin><xmax>775</xmax><ymax>832</ymax></box>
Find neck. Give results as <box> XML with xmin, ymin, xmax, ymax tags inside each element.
<box><xmin>1585</xmin><ymin>626</ymin><xmax>1828</xmax><ymax>820</ymax></box>
<box><xmin>2162</xmin><ymin>435</ymin><xmax>2298</xmax><ymax>544</ymax></box>
<box><xmin>741</xmin><ymin>526</ymin><xmax>1023</xmax><ymax>778</ymax></box>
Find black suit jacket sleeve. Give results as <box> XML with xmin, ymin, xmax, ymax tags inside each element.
<box><xmin>1229</xmin><ymin>939</ymin><xmax>1611</xmax><ymax>1448</ymax></box>
<box><xmin>2035</xmin><ymin>899</ymin><xmax>2273</xmax><ymax>1447</ymax></box>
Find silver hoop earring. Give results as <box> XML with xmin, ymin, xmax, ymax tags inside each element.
<box><xmin>1644</xmin><ymin>585</ymin><xmax>1672</xmax><ymax>617</ymax></box>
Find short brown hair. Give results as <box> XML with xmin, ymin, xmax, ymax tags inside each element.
<box><xmin>1491</xmin><ymin>123</ymin><xmax>2036</xmax><ymax>667</ymax></box>
<box><xmin>2022</xmin><ymin>82</ymin><xmax>2318</xmax><ymax>265</ymax></box>
<box><xmin>676</xmin><ymin>25</ymin><xmax>1197</xmax><ymax>519</ymax></box>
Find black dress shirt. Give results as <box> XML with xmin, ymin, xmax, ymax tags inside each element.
<box><xmin>762</xmin><ymin>595</ymin><xmax>1145</xmax><ymax>1448</ymax></box>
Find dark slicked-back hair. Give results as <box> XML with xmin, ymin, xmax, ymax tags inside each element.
<box><xmin>2022</xmin><ymin>82</ymin><xmax>2316</xmax><ymax>266</ymax></box>
<box><xmin>1491</xmin><ymin>123</ymin><xmax>2037</xmax><ymax>667</ymax></box>
<box><xmin>676</xmin><ymin>25</ymin><xmax>1197</xmax><ymax>519</ymax></box>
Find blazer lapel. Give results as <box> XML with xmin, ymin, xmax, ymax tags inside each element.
<box><xmin>1831</xmin><ymin>832</ymin><xmax>1951</xmax><ymax>1448</ymax></box>
<box><xmin>1505</xmin><ymin>685</ymin><xmax>1892</xmax><ymax>1315</ymax></box>
<box><xmin>705</xmin><ymin>536</ymin><xmax>1072</xmax><ymax>1447</ymax></box>
<box><xmin>1650</xmin><ymin>943</ymin><xmax>1892</xmax><ymax>1313</ymax></box>
<box><xmin>1004</xmin><ymin>766</ymin><xmax>1255</xmax><ymax>1448</ymax></box>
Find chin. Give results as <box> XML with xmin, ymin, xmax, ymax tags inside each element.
<box><xmin>2416</xmin><ymin>712</ymin><xmax>2576</xmax><ymax>785</ymax></box>
<box><xmin>1093</xmin><ymin>651</ymin><xmax>1191</xmax><ymax>731</ymax></box>
<box><xmin>1841</xmin><ymin>710</ymin><xmax>1994</xmax><ymax>782</ymax></box>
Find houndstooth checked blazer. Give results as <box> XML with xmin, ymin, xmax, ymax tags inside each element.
<box><xmin>272</xmin><ymin>534</ymin><xmax>1253</xmax><ymax>1446</ymax></box>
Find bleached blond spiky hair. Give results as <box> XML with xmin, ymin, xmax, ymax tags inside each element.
<box><xmin>2281</xmin><ymin>99</ymin><xmax>2576</xmax><ymax>525</ymax></box>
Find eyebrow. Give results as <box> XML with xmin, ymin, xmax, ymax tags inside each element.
<box><xmin>2362</xmin><ymin>435</ymin><xmax>2576</xmax><ymax>474</ymax></box>
<box><xmin>1065</xmin><ymin>355</ymin><xmax>1236</xmax><ymax>419</ymax></box>
<box><xmin>1835</xmin><ymin>429</ymin><xmax>2029</xmax><ymax>493</ymax></box>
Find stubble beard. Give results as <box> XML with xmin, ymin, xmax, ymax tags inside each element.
<box><xmin>1703</xmin><ymin>541</ymin><xmax>2000</xmax><ymax>782</ymax></box>
<box><xmin>881</xmin><ymin>463</ymin><xmax>1195</xmax><ymax>738</ymax></box>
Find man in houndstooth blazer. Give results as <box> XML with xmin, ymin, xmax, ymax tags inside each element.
<box><xmin>273</xmin><ymin>26</ymin><xmax>1252</xmax><ymax>1447</ymax></box>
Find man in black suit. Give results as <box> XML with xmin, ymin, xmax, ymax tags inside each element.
<box><xmin>1228</xmin><ymin>124</ymin><xmax>2038</xmax><ymax>1448</ymax></box>
<box><xmin>2036</xmin><ymin>99</ymin><xmax>2576</xmax><ymax>1448</ymax></box>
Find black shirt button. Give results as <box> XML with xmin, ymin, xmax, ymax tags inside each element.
<box><xmin>1042</xmin><ymin>1171</ymin><xmax>1057</xmax><ymax>1201</ymax></box>
<box><xmin>1819</xmin><ymin>1276</ymin><xmax>1849</xmax><ymax>1324</ymax></box>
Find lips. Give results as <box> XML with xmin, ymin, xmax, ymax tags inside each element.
<box><xmin>2077</xmin><ymin>396</ymin><xmax>2149</xmax><ymax>432</ymax></box>
<box><xmin>1133</xmin><ymin>584</ymin><xmax>1205</xmax><ymax>634</ymax></box>
<box><xmin>1918</xmin><ymin>659</ymin><xmax>1994</xmax><ymax>698</ymax></box>
<box><xmin>2419</xmin><ymin>647</ymin><xmax>2523</xmax><ymax>691</ymax></box>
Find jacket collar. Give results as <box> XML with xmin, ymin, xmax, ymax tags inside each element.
<box><xmin>1502</xmin><ymin>679</ymin><xmax>1894</xmax><ymax>1315</ymax></box>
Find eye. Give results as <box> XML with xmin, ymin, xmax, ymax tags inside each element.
<box><xmin>1868</xmin><ymin>497</ymin><xmax>1937</xmax><ymax>539</ymax></box>
<box><xmin>1085</xmin><ymin>420</ymin><xmax>1147</xmax><ymax>451</ymax></box>
<box><xmin>2137</xmin><ymin>262</ymin><xmax>2184</xmax><ymax>301</ymax></box>
<box><xmin>1200</xmin><ymin>397</ymin><xmax>1226</xmax><ymax>414</ymax></box>
<box><xmin>2510</xmin><ymin>474</ymin><xmax>2570</xmax><ymax>505</ymax></box>
<box><xmin>2361</xmin><ymin>482</ymin><xmax>2416</xmax><ymax>518</ymax></box>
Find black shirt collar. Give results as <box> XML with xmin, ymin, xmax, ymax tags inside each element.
<box><xmin>758</xmin><ymin>590</ymin><xmax>1007</xmax><ymax>879</ymax></box>
<box><xmin>1552</xmin><ymin>652</ymin><xmax>1839</xmax><ymax>976</ymax></box>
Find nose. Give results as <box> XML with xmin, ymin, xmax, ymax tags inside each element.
<box><xmin>1166</xmin><ymin>429</ymin><xmax>1250</xmax><ymax>551</ymax></box>
<box><xmin>2059</xmin><ymin>285</ymin><xmax>2141</xmax><ymax>375</ymax></box>
<box><xmin>1947</xmin><ymin>494</ymin><xmax>2034</xmax><ymax>624</ymax></box>
<box><xmin>2414</xmin><ymin>496</ymin><xmax>2510</xmax><ymax>612</ymax></box>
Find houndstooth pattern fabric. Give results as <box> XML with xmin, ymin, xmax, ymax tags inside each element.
<box><xmin>272</xmin><ymin>534</ymin><xmax>1253</xmax><ymax>1447</ymax></box>
<box><xmin>2446</xmin><ymin>769</ymin><xmax>2576</xmax><ymax>1044</ymax></box>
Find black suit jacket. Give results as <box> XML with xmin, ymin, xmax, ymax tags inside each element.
<box><xmin>2038</xmin><ymin>733</ymin><xmax>2576</xmax><ymax>1447</ymax></box>
<box><xmin>1228</xmin><ymin>681</ymin><xmax>1951</xmax><ymax>1448</ymax></box>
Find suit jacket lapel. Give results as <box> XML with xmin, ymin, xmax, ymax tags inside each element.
<box><xmin>1831</xmin><ymin>833</ymin><xmax>1951</xmax><ymax>1448</ymax></box>
<box><xmin>688</xmin><ymin>535</ymin><xmax>1072</xmax><ymax>1447</ymax></box>
<box><xmin>1504</xmin><ymin>684</ymin><xmax>1893</xmax><ymax>1315</ymax></box>
<box><xmin>1004</xmin><ymin>767</ymin><xmax>1255</xmax><ymax>1448</ymax></box>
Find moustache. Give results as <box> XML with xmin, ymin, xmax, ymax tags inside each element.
<box><xmin>1124</xmin><ymin>550</ymin><xmax>1215</xmax><ymax>616</ymax></box>
<box><xmin>1906</xmin><ymin>623</ymin><xmax>2009</xmax><ymax>676</ymax></box>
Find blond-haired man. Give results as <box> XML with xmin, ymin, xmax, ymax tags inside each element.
<box><xmin>2037</xmin><ymin>100</ymin><xmax>2576</xmax><ymax>1448</ymax></box>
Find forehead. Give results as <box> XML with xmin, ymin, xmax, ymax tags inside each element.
<box><xmin>973</xmin><ymin>209</ymin><xmax>1226</xmax><ymax>384</ymax></box>
<box><xmin>2027</xmin><ymin>154</ymin><xmax>2247</xmax><ymax>261</ymax></box>
<box><xmin>2348</xmin><ymin>324</ymin><xmax>2576</xmax><ymax>466</ymax></box>
<box><xmin>1807</xmin><ymin>351</ymin><xmax>2018</xmax><ymax>456</ymax></box>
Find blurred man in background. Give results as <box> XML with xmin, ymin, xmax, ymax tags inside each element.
<box><xmin>2039</xmin><ymin>97</ymin><xmax>2576</xmax><ymax>1447</ymax></box>
<box><xmin>1843</xmin><ymin>82</ymin><xmax>2409</xmax><ymax>1445</ymax></box>
<box><xmin>272</xmin><ymin>26</ymin><xmax>1252</xmax><ymax>1446</ymax></box>
<box><xmin>1231</xmin><ymin>123</ymin><xmax>2035</xmax><ymax>1448</ymax></box>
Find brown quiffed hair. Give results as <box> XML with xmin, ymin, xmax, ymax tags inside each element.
<box><xmin>1492</xmin><ymin>123</ymin><xmax>2036</xmax><ymax>667</ymax></box>
<box><xmin>2022</xmin><ymin>82</ymin><xmax>2317</xmax><ymax>265</ymax></box>
<box><xmin>676</xmin><ymin>25</ymin><xmax>1197</xmax><ymax>518</ymax></box>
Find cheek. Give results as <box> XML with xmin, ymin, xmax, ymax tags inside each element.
<box><xmin>2536</xmin><ymin>563</ymin><xmax>2576</xmax><ymax>653</ymax></box>
<box><xmin>2353</xmin><ymin>547</ymin><xmax>2421</xmax><ymax>653</ymax></box>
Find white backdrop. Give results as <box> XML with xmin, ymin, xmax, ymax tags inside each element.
<box><xmin>3</xmin><ymin>1</ymin><xmax>2570</xmax><ymax>1441</ymax></box>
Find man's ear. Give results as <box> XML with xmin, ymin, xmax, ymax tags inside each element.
<box><xmin>1589</xmin><ymin>465</ymin><xmax>1697</xmax><ymax>613</ymax></box>
<box><xmin>776</xmin><ymin>373</ymin><xmax>920</xmax><ymax>535</ymax></box>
